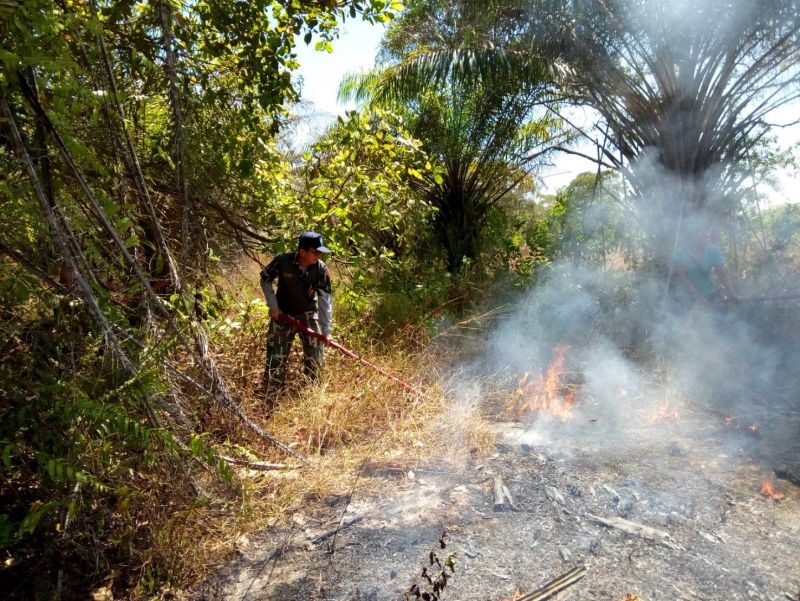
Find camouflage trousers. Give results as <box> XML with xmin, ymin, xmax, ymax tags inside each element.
<box><xmin>263</xmin><ymin>311</ymin><xmax>324</xmax><ymax>394</ymax></box>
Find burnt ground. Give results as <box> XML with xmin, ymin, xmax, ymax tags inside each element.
<box><xmin>200</xmin><ymin>397</ymin><xmax>800</xmax><ymax>601</ymax></box>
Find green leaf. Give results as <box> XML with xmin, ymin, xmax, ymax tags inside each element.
<box><xmin>19</xmin><ymin>502</ymin><xmax>56</xmax><ymax>536</ymax></box>
<box><xmin>0</xmin><ymin>49</ymin><xmax>20</xmax><ymax>69</ymax></box>
<box><xmin>117</xmin><ymin>217</ymin><xmax>132</xmax><ymax>232</ymax></box>
<box><xmin>1</xmin><ymin>444</ymin><xmax>13</xmax><ymax>468</ymax></box>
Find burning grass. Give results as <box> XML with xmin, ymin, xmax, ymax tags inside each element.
<box><xmin>508</xmin><ymin>345</ymin><xmax>577</xmax><ymax>421</ymax></box>
<box><xmin>651</xmin><ymin>398</ymin><xmax>681</xmax><ymax>423</ymax></box>
<box><xmin>760</xmin><ymin>479</ymin><xmax>786</xmax><ymax>501</ymax></box>
<box><xmin>723</xmin><ymin>416</ymin><xmax>761</xmax><ymax>438</ymax></box>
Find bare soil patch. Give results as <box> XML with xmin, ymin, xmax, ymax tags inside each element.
<box><xmin>200</xmin><ymin>407</ymin><xmax>800</xmax><ymax>601</ymax></box>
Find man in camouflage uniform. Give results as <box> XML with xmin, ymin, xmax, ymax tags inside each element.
<box><xmin>260</xmin><ymin>231</ymin><xmax>333</xmax><ymax>395</ymax></box>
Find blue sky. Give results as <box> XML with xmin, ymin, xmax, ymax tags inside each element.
<box><xmin>293</xmin><ymin>18</ymin><xmax>386</xmax><ymax>120</ymax></box>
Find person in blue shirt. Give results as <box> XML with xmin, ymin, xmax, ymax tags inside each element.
<box><xmin>672</xmin><ymin>227</ymin><xmax>739</xmax><ymax>308</ymax></box>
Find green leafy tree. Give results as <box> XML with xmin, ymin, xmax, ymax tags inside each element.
<box><xmin>537</xmin><ymin>171</ymin><xmax>634</xmax><ymax>267</ymax></box>
<box><xmin>0</xmin><ymin>0</ymin><xmax>405</xmax><ymax>596</ymax></box>
<box><xmin>270</xmin><ymin>108</ymin><xmax>443</xmax><ymax>331</ymax></box>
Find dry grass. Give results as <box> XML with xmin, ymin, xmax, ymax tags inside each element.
<box><xmin>159</xmin><ymin>261</ymin><xmax>497</xmax><ymax>593</ymax></box>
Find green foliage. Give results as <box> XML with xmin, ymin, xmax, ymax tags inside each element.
<box><xmin>0</xmin><ymin>0</ymin><xmax>433</xmax><ymax>595</ymax></box>
<box><xmin>257</xmin><ymin>107</ymin><xmax>450</xmax><ymax>334</ymax></box>
<box><xmin>535</xmin><ymin>171</ymin><xmax>633</xmax><ymax>265</ymax></box>
<box><xmin>0</xmin><ymin>302</ymin><xmax>140</xmax><ymax>560</ymax></box>
<box><xmin>0</xmin><ymin>283</ymin><xmax>240</xmax><ymax>595</ymax></box>
<box><xmin>300</xmin><ymin>108</ymin><xmax>437</xmax><ymax>256</ymax></box>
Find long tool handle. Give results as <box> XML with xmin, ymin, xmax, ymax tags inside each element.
<box><xmin>276</xmin><ymin>314</ymin><xmax>426</xmax><ymax>397</ymax></box>
<box><xmin>712</xmin><ymin>293</ymin><xmax>800</xmax><ymax>304</ymax></box>
<box><xmin>732</xmin><ymin>294</ymin><xmax>800</xmax><ymax>303</ymax></box>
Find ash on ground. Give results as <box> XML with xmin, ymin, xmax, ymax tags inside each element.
<box><xmin>199</xmin><ymin>408</ymin><xmax>800</xmax><ymax>601</ymax></box>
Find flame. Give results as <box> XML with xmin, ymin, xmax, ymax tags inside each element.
<box><xmin>509</xmin><ymin>345</ymin><xmax>576</xmax><ymax>421</ymax></box>
<box><xmin>760</xmin><ymin>480</ymin><xmax>785</xmax><ymax>501</ymax></box>
<box><xmin>500</xmin><ymin>586</ymin><xmax>524</xmax><ymax>601</ymax></box>
<box><xmin>652</xmin><ymin>399</ymin><xmax>680</xmax><ymax>423</ymax></box>
<box><xmin>723</xmin><ymin>417</ymin><xmax>761</xmax><ymax>437</ymax></box>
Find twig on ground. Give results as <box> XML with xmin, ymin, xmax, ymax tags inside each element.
<box><xmin>218</xmin><ymin>455</ymin><xmax>301</xmax><ymax>471</ymax></box>
<box><xmin>310</xmin><ymin>514</ymin><xmax>364</xmax><ymax>545</ymax></box>
<box><xmin>588</xmin><ymin>514</ymin><xmax>683</xmax><ymax>550</ymax></box>
<box><xmin>240</xmin><ymin>522</ymin><xmax>297</xmax><ymax>601</ymax></box>
<box><xmin>326</xmin><ymin>457</ymin><xmax>368</xmax><ymax>557</ymax></box>
<box><xmin>493</xmin><ymin>474</ymin><xmax>517</xmax><ymax>511</ymax></box>
<box><xmin>517</xmin><ymin>565</ymin><xmax>587</xmax><ymax>601</ymax></box>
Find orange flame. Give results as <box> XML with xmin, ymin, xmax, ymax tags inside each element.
<box><xmin>760</xmin><ymin>480</ymin><xmax>785</xmax><ymax>501</ymax></box>
<box><xmin>723</xmin><ymin>417</ymin><xmax>761</xmax><ymax>437</ymax></box>
<box><xmin>509</xmin><ymin>345</ymin><xmax>576</xmax><ymax>421</ymax></box>
<box><xmin>652</xmin><ymin>399</ymin><xmax>680</xmax><ymax>423</ymax></box>
<box><xmin>500</xmin><ymin>586</ymin><xmax>524</xmax><ymax>601</ymax></box>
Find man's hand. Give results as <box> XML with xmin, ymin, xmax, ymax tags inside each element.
<box><xmin>269</xmin><ymin>308</ymin><xmax>283</xmax><ymax>320</ymax></box>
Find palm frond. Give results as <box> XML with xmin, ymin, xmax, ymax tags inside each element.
<box><xmin>372</xmin><ymin>47</ymin><xmax>561</xmax><ymax>105</ymax></box>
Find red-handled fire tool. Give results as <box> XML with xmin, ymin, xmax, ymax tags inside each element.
<box><xmin>710</xmin><ymin>293</ymin><xmax>800</xmax><ymax>306</ymax></box>
<box><xmin>719</xmin><ymin>293</ymin><xmax>800</xmax><ymax>303</ymax></box>
<box><xmin>277</xmin><ymin>313</ymin><xmax>426</xmax><ymax>397</ymax></box>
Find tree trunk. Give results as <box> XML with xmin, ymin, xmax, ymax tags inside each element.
<box><xmin>159</xmin><ymin>0</ymin><xmax>196</xmax><ymax>272</ymax></box>
<box><xmin>93</xmin><ymin>2</ymin><xmax>182</xmax><ymax>290</ymax></box>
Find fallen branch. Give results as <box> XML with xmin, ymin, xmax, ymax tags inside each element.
<box><xmin>218</xmin><ymin>456</ymin><xmax>301</xmax><ymax>471</ymax></box>
<box><xmin>588</xmin><ymin>514</ymin><xmax>683</xmax><ymax>550</ymax></box>
<box><xmin>517</xmin><ymin>565</ymin><xmax>587</xmax><ymax>601</ymax></box>
<box><xmin>544</xmin><ymin>485</ymin><xmax>567</xmax><ymax>506</ymax></box>
<box><xmin>309</xmin><ymin>514</ymin><xmax>364</xmax><ymax>545</ymax></box>
<box><xmin>714</xmin><ymin>294</ymin><xmax>800</xmax><ymax>304</ymax></box>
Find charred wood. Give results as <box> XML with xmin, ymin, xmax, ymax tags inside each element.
<box><xmin>493</xmin><ymin>475</ymin><xmax>516</xmax><ymax>511</ymax></box>
<box><xmin>588</xmin><ymin>513</ymin><xmax>682</xmax><ymax>550</ymax></box>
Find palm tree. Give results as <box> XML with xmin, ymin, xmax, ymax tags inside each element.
<box><xmin>355</xmin><ymin>0</ymin><xmax>800</xmax><ymax>255</ymax></box>
<box><xmin>339</xmin><ymin>0</ymin><xmax>570</xmax><ymax>273</ymax></box>
<box><xmin>563</xmin><ymin>0</ymin><xmax>800</xmax><ymax>247</ymax></box>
